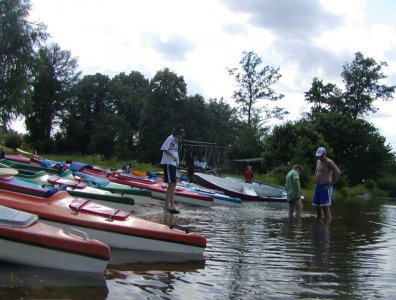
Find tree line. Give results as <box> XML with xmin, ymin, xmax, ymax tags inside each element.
<box><xmin>1</xmin><ymin>0</ymin><xmax>395</xmax><ymax>187</ymax></box>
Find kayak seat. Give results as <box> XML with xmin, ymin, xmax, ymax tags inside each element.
<box><xmin>47</xmin><ymin>175</ymin><xmax>86</xmax><ymax>189</ymax></box>
<box><xmin>0</xmin><ymin>205</ymin><xmax>38</xmax><ymax>227</ymax></box>
<box><xmin>69</xmin><ymin>198</ymin><xmax>131</xmax><ymax>221</ymax></box>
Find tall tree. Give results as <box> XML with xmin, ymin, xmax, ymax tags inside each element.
<box><xmin>303</xmin><ymin>52</ymin><xmax>395</xmax><ymax>184</ymax></box>
<box><xmin>25</xmin><ymin>43</ymin><xmax>80</xmax><ymax>150</ymax></box>
<box><xmin>110</xmin><ymin>71</ymin><xmax>149</xmax><ymax>156</ymax></box>
<box><xmin>262</xmin><ymin>120</ymin><xmax>326</xmax><ymax>173</ymax></box>
<box><xmin>311</xmin><ymin>112</ymin><xmax>394</xmax><ymax>184</ymax></box>
<box><xmin>342</xmin><ymin>52</ymin><xmax>395</xmax><ymax>120</ymax></box>
<box><xmin>60</xmin><ymin>73</ymin><xmax>111</xmax><ymax>154</ymax></box>
<box><xmin>0</xmin><ymin>0</ymin><xmax>47</xmax><ymax>131</ymax></box>
<box><xmin>179</xmin><ymin>94</ymin><xmax>209</xmax><ymax>142</ymax></box>
<box><xmin>228</xmin><ymin>50</ymin><xmax>287</xmax><ymax>129</ymax></box>
<box><xmin>204</xmin><ymin>98</ymin><xmax>239</xmax><ymax>147</ymax></box>
<box><xmin>138</xmin><ymin>68</ymin><xmax>187</xmax><ymax>163</ymax></box>
<box><xmin>304</xmin><ymin>77</ymin><xmax>343</xmax><ymax>114</ymax></box>
<box><xmin>305</xmin><ymin>52</ymin><xmax>395</xmax><ymax>120</ymax></box>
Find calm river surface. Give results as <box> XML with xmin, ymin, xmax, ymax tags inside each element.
<box><xmin>1</xmin><ymin>197</ymin><xmax>396</xmax><ymax>299</ymax></box>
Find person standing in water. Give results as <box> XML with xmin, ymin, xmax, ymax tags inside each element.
<box><xmin>313</xmin><ymin>147</ymin><xmax>341</xmax><ymax>219</ymax></box>
<box><xmin>285</xmin><ymin>164</ymin><xmax>304</xmax><ymax>218</ymax></box>
<box><xmin>160</xmin><ymin>124</ymin><xmax>185</xmax><ymax>214</ymax></box>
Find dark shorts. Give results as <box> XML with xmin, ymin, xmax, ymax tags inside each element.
<box><xmin>163</xmin><ymin>164</ymin><xmax>177</xmax><ymax>184</ymax></box>
<box><xmin>288</xmin><ymin>196</ymin><xmax>301</xmax><ymax>204</ymax></box>
<box><xmin>313</xmin><ymin>184</ymin><xmax>333</xmax><ymax>206</ymax></box>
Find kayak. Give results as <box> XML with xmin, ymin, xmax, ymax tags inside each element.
<box><xmin>177</xmin><ymin>181</ymin><xmax>242</xmax><ymax>206</ymax></box>
<box><xmin>194</xmin><ymin>172</ymin><xmax>287</xmax><ymax>202</ymax></box>
<box><xmin>1</xmin><ymin>162</ymin><xmax>153</xmax><ymax>205</ymax></box>
<box><xmin>6</xmin><ymin>169</ymin><xmax>136</xmax><ymax>212</ymax></box>
<box><xmin>0</xmin><ymin>205</ymin><xmax>110</xmax><ymax>273</ymax></box>
<box><xmin>0</xmin><ymin>189</ymin><xmax>206</xmax><ymax>256</ymax></box>
<box><xmin>69</xmin><ymin>163</ymin><xmax>214</xmax><ymax>207</ymax></box>
<box><xmin>0</xmin><ymin>158</ymin><xmax>60</xmax><ymax>174</ymax></box>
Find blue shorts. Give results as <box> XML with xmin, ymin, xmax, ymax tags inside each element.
<box><xmin>313</xmin><ymin>184</ymin><xmax>333</xmax><ymax>206</ymax></box>
<box><xmin>163</xmin><ymin>164</ymin><xmax>177</xmax><ymax>184</ymax></box>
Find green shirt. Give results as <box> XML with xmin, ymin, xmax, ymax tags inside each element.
<box><xmin>285</xmin><ymin>169</ymin><xmax>301</xmax><ymax>201</ymax></box>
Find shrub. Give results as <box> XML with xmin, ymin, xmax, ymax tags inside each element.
<box><xmin>3</xmin><ymin>131</ymin><xmax>23</xmax><ymax>150</ymax></box>
<box><xmin>377</xmin><ymin>175</ymin><xmax>396</xmax><ymax>197</ymax></box>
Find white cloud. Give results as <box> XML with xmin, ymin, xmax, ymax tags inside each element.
<box><xmin>26</xmin><ymin>0</ymin><xmax>396</xmax><ymax>151</ymax></box>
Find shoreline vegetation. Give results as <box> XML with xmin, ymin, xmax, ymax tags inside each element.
<box><xmin>2</xmin><ymin>149</ymin><xmax>393</xmax><ymax>202</ymax></box>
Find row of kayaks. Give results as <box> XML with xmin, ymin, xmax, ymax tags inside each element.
<box><xmin>0</xmin><ymin>152</ymin><xmax>287</xmax><ymax>274</ymax></box>
<box><xmin>1</xmin><ymin>155</ymin><xmax>243</xmax><ymax>207</ymax></box>
<box><xmin>0</xmin><ymin>153</ymin><xmax>235</xmax><ymax>274</ymax></box>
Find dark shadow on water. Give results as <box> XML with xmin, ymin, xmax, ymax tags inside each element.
<box><xmin>108</xmin><ymin>249</ymin><xmax>205</xmax><ymax>273</ymax></box>
<box><xmin>0</xmin><ymin>262</ymin><xmax>108</xmax><ymax>300</ymax></box>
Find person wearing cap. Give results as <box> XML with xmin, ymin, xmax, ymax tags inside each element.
<box><xmin>160</xmin><ymin>124</ymin><xmax>185</xmax><ymax>214</ymax></box>
<box><xmin>313</xmin><ymin>147</ymin><xmax>340</xmax><ymax>219</ymax></box>
<box><xmin>285</xmin><ymin>164</ymin><xmax>304</xmax><ymax>218</ymax></box>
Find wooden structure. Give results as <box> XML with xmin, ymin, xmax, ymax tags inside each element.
<box><xmin>179</xmin><ymin>139</ymin><xmax>222</xmax><ymax>172</ymax></box>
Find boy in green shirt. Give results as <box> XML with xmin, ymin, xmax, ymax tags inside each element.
<box><xmin>285</xmin><ymin>164</ymin><xmax>303</xmax><ymax>218</ymax></box>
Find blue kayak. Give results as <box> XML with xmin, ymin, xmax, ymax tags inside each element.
<box><xmin>177</xmin><ymin>182</ymin><xmax>242</xmax><ymax>207</ymax></box>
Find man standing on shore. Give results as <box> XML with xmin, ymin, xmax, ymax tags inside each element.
<box><xmin>313</xmin><ymin>147</ymin><xmax>341</xmax><ymax>219</ymax></box>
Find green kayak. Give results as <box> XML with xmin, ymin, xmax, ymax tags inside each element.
<box><xmin>13</xmin><ymin>169</ymin><xmax>155</xmax><ymax>210</ymax></box>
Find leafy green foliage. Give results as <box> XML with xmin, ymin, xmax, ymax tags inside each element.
<box><xmin>228</xmin><ymin>50</ymin><xmax>287</xmax><ymax>128</ymax></box>
<box><xmin>305</xmin><ymin>52</ymin><xmax>395</xmax><ymax>120</ymax></box>
<box><xmin>262</xmin><ymin>120</ymin><xmax>326</xmax><ymax>172</ymax></box>
<box><xmin>110</xmin><ymin>71</ymin><xmax>149</xmax><ymax>152</ymax></box>
<box><xmin>311</xmin><ymin>113</ymin><xmax>394</xmax><ymax>184</ymax></box>
<box><xmin>59</xmin><ymin>73</ymin><xmax>111</xmax><ymax>154</ymax></box>
<box><xmin>342</xmin><ymin>52</ymin><xmax>395</xmax><ymax>119</ymax></box>
<box><xmin>377</xmin><ymin>175</ymin><xmax>396</xmax><ymax>197</ymax></box>
<box><xmin>25</xmin><ymin>43</ymin><xmax>80</xmax><ymax>150</ymax></box>
<box><xmin>0</xmin><ymin>0</ymin><xmax>47</xmax><ymax>131</ymax></box>
<box><xmin>2</xmin><ymin>130</ymin><xmax>23</xmax><ymax>149</ymax></box>
<box><xmin>138</xmin><ymin>68</ymin><xmax>187</xmax><ymax>163</ymax></box>
<box><xmin>304</xmin><ymin>77</ymin><xmax>343</xmax><ymax>113</ymax></box>
<box><xmin>303</xmin><ymin>52</ymin><xmax>395</xmax><ymax>185</ymax></box>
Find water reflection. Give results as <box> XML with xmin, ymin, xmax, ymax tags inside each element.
<box><xmin>310</xmin><ymin>219</ymin><xmax>331</xmax><ymax>254</ymax></box>
<box><xmin>0</xmin><ymin>262</ymin><xmax>108</xmax><ymax>299</ymax></box>
<box><xmin>2</xmin><ymin>198</ymin><xmax>396</xmax><ymax>299</ymax></box>
<box><xmin>108</xmin><ymin>249</ymin><xmax>205</xmax><ymax>270</ymax></box>
<box><xmin>106</xmin><ymin>249</ymin><xmax>206</xmax><ymax>300</ymax></box>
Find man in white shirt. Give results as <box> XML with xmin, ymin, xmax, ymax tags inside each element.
<box><xmin>160</xmin><ymin>124</ymin><xmax>185</xmax><ymax>214</ymax></box>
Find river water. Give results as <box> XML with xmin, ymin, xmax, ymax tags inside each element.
<box><xmin>1</xmin><ymin>197</ymin><xmax>396</xmax><ymax>299</ymax></box>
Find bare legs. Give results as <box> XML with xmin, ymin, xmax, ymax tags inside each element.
<box><xmin>165</xmin><ymin>182</ymin><xmax>176</xmax><ymax>209</ymax></box>
<box><xmin>316</xmin><ymin>206</ymin><xmax>332</xmax><ymax>219</ymax></box>
<box><xmin>322</xmin><ymin>206</ymin><xmax>332</xmax><ymax>218</ymax></box>
<box><xmin>289</xmin><ymin>198</ymin><xmax>303</xmax><ymax>218</ymax></box>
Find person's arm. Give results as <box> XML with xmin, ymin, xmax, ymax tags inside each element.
<box><xmin>328</xmin><ymin>160</ymin><xmax>340</xmax><ymax>185</ymax></box>
<box><xmin>293</xmin><ymin>177</ymin><xmax>301</xmax><ymax>197</ymax></box>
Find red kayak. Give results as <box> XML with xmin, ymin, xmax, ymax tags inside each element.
<box><xmin>0</xmin><ymin>189</ymin><xmax>206</xmax><ymax>256</ymax></box>
<box><xmin>4</xmin><ymin>154</ymin><xmax>31</xmax><ymax>164</ymax></box>
<box><xmin>0</xmin><ymin>205</ymin><xmax>110</xmax><ymax>273</ymax></box>
<box><xmin>70</xmin><ymin>162</ymin><xmax>214</xmax><ymax>207</ymax></box>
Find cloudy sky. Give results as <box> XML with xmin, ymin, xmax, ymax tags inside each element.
<box><xmin>25</xmin><ymin>0</ymin><xmax>396</xmax><ymax>150</ymax></box>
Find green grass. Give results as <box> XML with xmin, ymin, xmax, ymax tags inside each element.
<box><xmin>26</xmin><ymin>153</ymin><xmax>163</xmax><ymax>173</ymax></box>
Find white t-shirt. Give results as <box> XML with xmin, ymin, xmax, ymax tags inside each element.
<box><xmin>160</xmin><ymin>134</ymin><xmax>179</xmax><ymax>166</ymax></box>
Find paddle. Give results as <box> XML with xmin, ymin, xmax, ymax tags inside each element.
<box><xmin>0</xmin><ymin>168</ymin><xmax>19</xmax><ymax>177</ymax></box>
<box><xmin>16</xmin><ymin>148</ymin><xmax>40</xmax><ymax>158</ymax></box>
